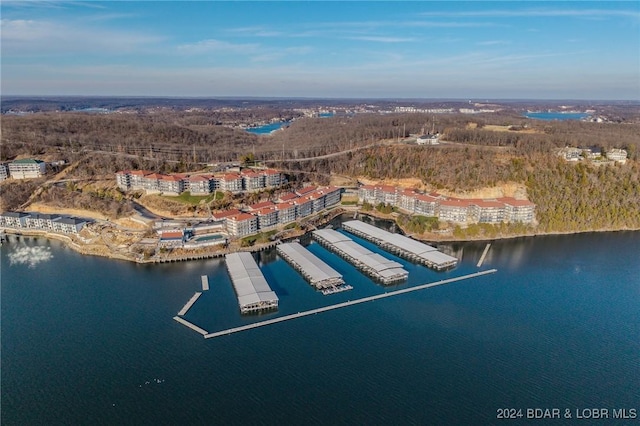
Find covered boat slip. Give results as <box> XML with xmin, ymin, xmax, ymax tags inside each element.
<box><xmin>225</xmin><ymin>252</ymin><xmax>279</xmax><ymax>314</ymax></box>
<box><xmin>342</xmin><ymin>220</ymin><xmax>458</xmax><ymax>270</ymax></box>
<box><xmin>312</xmin><ymin>229</ymin><xmax>408</xmax><ymax>285</ymax></box>
<box><xmin>277</xmin><ymin>242</ymin><xmax>345</xmax><ymax>289</ymax></box>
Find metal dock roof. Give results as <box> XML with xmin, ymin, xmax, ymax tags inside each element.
<box><xmin>277</xmin><ymin>242</ymin><xmax>344</xmax><ymax>288</ymax></box>
<box><xmin>225</xmin><ymin>252</ymin><xmax>278</xmax><ymax>313</ymax></box>
<box><xmin>342</xmin><ymin>220</ymin><xmax>458</xmax><ymax>269</ymax></box>
<box><xmin>312</xmin><ymin>228</ymin><xmax>407</xmax><ymax>283</ymax></box>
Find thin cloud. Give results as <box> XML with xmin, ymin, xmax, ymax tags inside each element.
<box><xmin>348</xmin><ymin>36</ymin><xmax>416</xmax><ymax>43</ymax></box>
<box><xmin>176</xmin><ymin>39</ymin><xmax>260</xmax><ymax>54</ymax></box>
<box><xmin>476</xmin><ymin>40</ymin><xmax>511</xmax><ymax>46</ymax></box>
<box><xmin>420</xmin><ymin>9</ymin><xmax>640</xmax><ymax>20</ymax></box>
<box><xmin>1</xmin><ymin>18</ymin><xmax>164</xmax><ymax>54</ymax></box>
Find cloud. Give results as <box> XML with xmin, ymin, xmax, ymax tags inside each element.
<box><xmin>1</xmin><ymin>18</ymin><xmax>164</xmax><ymax>55</ymax></box>
<box><xmin>476</xmin><ymin>40</ymin><xmax>511</xmax><ymax>46</ymax></box>
<box><xmin>420</xmin><ymin>8</ymin><xmax>640</xmax><ymax>20</ymax></box>
<box><xmin>348</xmin><ymin>36</ymin><xmax>416</xmax><ymax>43</ymax></box>
<box><xmin>177</xmin><ymin>39</ymin><xmax>260</xmax><ymax>54</ymax></box>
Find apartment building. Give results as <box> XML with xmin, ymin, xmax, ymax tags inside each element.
<box><xmin>226</xmin><ymin>213</ymin><xmax>258</xmax><ymax>236</ymax></box>
<box><xmin>8</xmin><ymin>159</ymin><xmax>46</xmax><ymax>179</ymax></box>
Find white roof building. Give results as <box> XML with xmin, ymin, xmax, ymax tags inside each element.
<box><xmin>225</xmin><ymin>252</ymin><xmax>279</xmax><ymax>314</ymax></box>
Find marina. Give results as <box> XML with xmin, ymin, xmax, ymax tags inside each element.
<box><xmin>342</xmin><ymin>220</ymin><xmax>458</xmax><ymax>270</ymax></box>
<box><xmin>312</xmin><ymin>228</ymin><xmax>408</xmax><ymax>284</ymax></box>
<box><xmin>204</xmin><ymin>269</ymin><xmax>498</xmax><ymax>339</ymax></box>
<box><xmin>177</xmin><ymin>292</ymin><xmax>202</xmax><ymax>316</ymax></box>
<box><xmin>276</xmin><ymin>242</ymin><xmax>347</xmax><ymax>292</ymax></box>
<box><xmin>201</xmin><ymin>275</ymin><xmax>209</xmax><ymax>291</ymax></box>
<box><xmin>225</xmin><ymin>252</ymin><xmax>279</xmax><ymax>314</ymax></box>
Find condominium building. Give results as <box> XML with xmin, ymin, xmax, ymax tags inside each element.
<box><xmin>226</xmin><ymin>213</ymin><xmax>258</xmax><ymax>236</ymax></box>
<box><xmin>499</xmin><ymin>198</ymin><xmax>536</xmax><ymax>223</ymax></box>
<box><xmin>26</xmin><ymin>213</ymin><xmax>61</xmax><ymax>230</ymax></box>
<box><xmin>0</xmin><ymin>211</ymin><xmax>30</xmax><ymax>228</ymax></box>
<box><xmin>188</xmin><ymin>175</ymin><xmax>213</xmax><ymax>194</ymax></box>
<box><xmin>438</xmin><ymin>199</ymin><xmax>471</xmax><ymax>223</ymax></box>
<box><xmin>263</xmin><ymin>169</ymin><xmax>283</xmax><ymax>187</ymax></box>
<box><xmin>115</xmin><ymin>170</ymin><xmax>132</xmax><ymax>190</ymax></box>
<box><xmin>0</xmin><ymin>163</ymin><xmax>9</xmax><ymax>181</ymax></box>
<box><xmin>414</xmin><ymin>194</ymin><xmax>439</xmax><ymax>216</ymax></box>
<box><xmin>52</xmin><ymin>217</ymin><xmax>87</xmax><ymax>234</ymax></box>
<box><xmin>8</xmin><ymin>159</ymin><xmax>46</xmax><ymax>179</ymax></box>
<box><xmin>158</xmin><ymin>175</ymin><xmax>186</xmax><ymax>195</ymax></box>
<box><xmin>469</xmin><ymin>200</ymin><xmax>505</xmax><ymax>223</ymax></box>
<box><xmin>275</xmin><ymin>202</ymin><xmax>297</xmax><ymax>224</ymax></box>
<box><xmin>255</xmin><ymin>207</ymin><xmax>278</xmax><ymax>229</ymax></box>
<box><xmin>220</xmin><ymin>173</ymin><xmax>243</xmax><ymax>193</ymax></box>
<box><xmin>294</xmin><ymin>197</ymin><xmax>313</xmax><ymax>218</ymax></box>
<box><xmin>241</xmin><ymin>171</ymin><xmax>265</xmax><ymax>191</ymax></box>
<box><xmin>606</xmin><ymin>148</ymin><xmax>628</xmax><ymax>163</ymax></box>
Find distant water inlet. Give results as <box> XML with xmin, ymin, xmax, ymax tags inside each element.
<box><xmin>523</xmin><ymin>112</ymin><xmax>589</xmax><ymax>121</ymax></box>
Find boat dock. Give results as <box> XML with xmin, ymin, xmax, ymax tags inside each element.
<box><xmin>178</xmin><ymin>292</ymin><xmax>202</xmax><ymax>316</ymax></box>
<box><xmin>204</xmin><ymin>269</ymin><xmax>497</xmax><ymax>339</ymax></box>
<box><xmin>173</xmin><ymin>316</ymin><xmax>209</xmax><ymax>336</ymax></box>
<box><xmin>342</xmin><ymin>220</ymin><xmax>458</xmax><ymax>270</ymax></box>
<box><xmin>312</xmin><ymin>228</ymin><xmax>408</xmax><ymax>285</ymax></box>
<box><xmin>321</xmin><ymin>285</ymin><xmax>353</xmax><ymax>295</ymax></box>
<box><xmin>226</xmin><ymin>252</ymin><xmax>279</xmax><ymax>314</ymax></box>
<box><xmin>477</xmin><ymin>243</ymin><xmax>491</xmax><ymax>267</ymax></box>
<box><xmin>201</xmin><ymin>275</ymin><xmax>209</xmax><ymax>291</ymax></box>
<box><xmin>276</xmin><ymin>242</ymin><xmax>346</xmax><ymax>292</ymax></box>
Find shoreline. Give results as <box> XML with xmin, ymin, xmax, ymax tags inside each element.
<box><xmin>4</xmin><ymin>209</ymin><xmax>639</xmax><ymax>264</ymax></box>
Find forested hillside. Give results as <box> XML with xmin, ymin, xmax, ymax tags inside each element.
<box><xmin>2</xmin><ymin>110</ymin><xmax>639</xmax><ymax>233</ymax></box>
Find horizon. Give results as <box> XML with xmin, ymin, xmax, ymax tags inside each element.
<box><xmin>2</xmin><ymin>1</ymin><xmax>639</xmax><ymax>100</ymax></box>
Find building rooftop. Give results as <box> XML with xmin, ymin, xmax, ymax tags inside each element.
<box><xmin>248</xmin><ymin>201</ymin><xmax>275</xmax><ymax>210</ymax></box>
<box><xmin>228</xmin><ymin>213</ymin><xmax>257</xmax><ymax>222</ymax></box>
<box><xmin>277</xmin><ymin>193</ymin><xmax>299</xmax><ymax>202</ymax></box>
<box><xmin>277</xmin><ymin>242</ymin><xmax>343</xmax><ymax>287</ymax></box>
<box><xmin>211</xmin><ymin>209</ymin><xmax>242</xmax><ymax>220</ymax></box>
<box><xmin>12</xmin><ymin>158</ymin><xmax>44</xmax><ymax>164</ymax></box>
<box><xmin>225</xmin><ymin>252</ymin><xmax>278</xmax><ymax>310</ymax></box>
<box><xmin>342</xmin><ymin>220</ymin><xmax>458</xmax><ymax>269</ymax></box>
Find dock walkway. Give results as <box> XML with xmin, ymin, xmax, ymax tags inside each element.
<box><xmin>201</xmin><ymin>275</ymin><xmax>209</xmax><ymax>291</ymax></box>
<box><xmin>477</xmin><ymin>243</ymin><xmax>491</xmax><ymax>267</ymax></box>
<box><xmin>204</xmin><ymin>269</ymin><xmax>497</xmax><ymax>339</ymax></box>
<box><xmin>173</xmin><ymin>316</ymin><xmax>208</xmax><ymax>335</ymax></box>
<box><xmin>177</xmin><ymin>292</ymin><xmax>202</xmax><ymax>316</ymax></box>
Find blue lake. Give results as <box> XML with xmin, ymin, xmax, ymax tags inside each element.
<box><xmin>245</xmin><ymin>121</ymin><xmax>289</xmax><ymax>135</ymax></box>
<box><xmin>2</xmin><ymin>227</ymin><xmax>639</xmax><ymax>424</ymax></box>
<box><xmin>523</xmin><ymin>112</ymin><xmax>589</xmax><ymax>121</ymax></box>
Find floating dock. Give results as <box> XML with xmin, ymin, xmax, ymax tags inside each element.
<box><xmin>177</xmin><ymin>292</ymin><xmax>202</xmax><ymax>316</ymax></box>
<box><xmin>201</xmin><ymin>275</ymin><xmax>209</xmax><ymax>291</ymax></box>
<box><xmin>312</xmin><ymin>228</ymin><xmax>407</xmax><ymax>284</ymax></box>
<box><xmin>477</xmin><ymin>243</ymin><xmax>491</xmax><ymax>267</ymax></box>
<box><xmin>173</xmin><ymin>316</ymin><xmax>209</xmax><ymax>336</ymax></box>
<box><xmin>277</xmin><ymin>242</ymin><xmax>346</xmax><ymax>291</ymax></box>
<box><xmin>342</xmin><ymin>220</ymin><xmax>458</xmax><ymax>270</ymax></box>
<box><xmin>204</xmin><ymin>269</ymin><xmax>497</xmax><ymax>339</ymax></box>
<box><xmin>225</xmin><ymin>252</ymin><xmax>279</xmax><ymax>314</ymax></box>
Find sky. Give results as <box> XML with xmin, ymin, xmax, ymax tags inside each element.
<box><xmin>1</xmin><ymin>1</ymin><xmax>639</xmax><ymax>100</ymax></box>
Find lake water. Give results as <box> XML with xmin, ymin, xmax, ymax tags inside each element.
<box><xmin>2</xmin><ymin>226</ymin><xmax>638</xmax><ymax>425</ymax></box>
<box><xmin>245</xmin><ymin>121</ymin><xmax>290</xmax><ymax>135</ymax></box>
<box><xmin>523</xmin><ymin>112</ymin><xmax>589</xmax><ymax>121</ymax></box>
